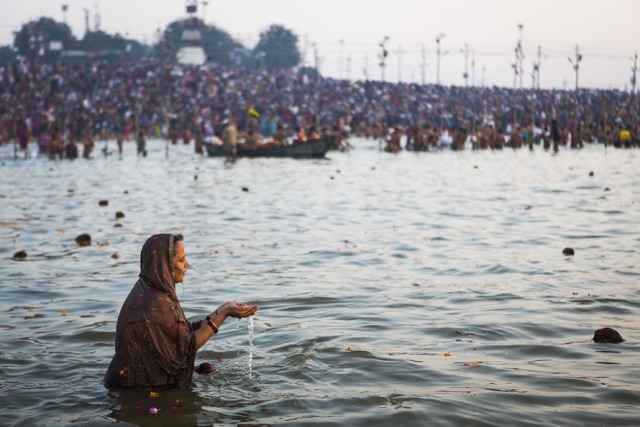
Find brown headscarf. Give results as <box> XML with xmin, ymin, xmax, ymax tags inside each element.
<box><xmin>104</xmin><ymin>234</ymin><xmax>197</xmax><ymax>389</ymax></box>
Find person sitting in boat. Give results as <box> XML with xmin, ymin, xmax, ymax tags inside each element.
<box><xmin>292</xmin><ymin>127</ymin><xmax>307</xmax><ymax>144</ymax></box>
<box><xmin>307</xmin><ymin>126</ymin><xmax>320</xmax><ymax>141</ymax></box>
<box><xmin>244</xmin><ymin>129</ymin><xmax>261</xmax><ymax>150</ymax></box>
<box><xmin>273</xmin><ymin>124</ymin><xmax>286</xmax><ymax>145</ymax></box>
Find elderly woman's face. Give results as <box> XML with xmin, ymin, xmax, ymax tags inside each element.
<box><xmin>172</xmin><ymin>241</ymin><xmax>189</xmax><ymax>283</ymax></box>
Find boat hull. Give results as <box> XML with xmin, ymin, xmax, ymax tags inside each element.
<box><xmin>204</xmin><ymin>137</ymin><xmax>331</xmax><ymax>158</ymax></box>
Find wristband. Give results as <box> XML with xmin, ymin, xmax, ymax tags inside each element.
<box><xmin>205</xmin><ymin>315</ymin><xmax>219</xmax><ymax>334</ymax></box>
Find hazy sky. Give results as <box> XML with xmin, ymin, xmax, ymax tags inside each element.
<box><xmin>2</xmin><ymin>0</ymin><xmax>639</xmax><ymax>90</ymax></box>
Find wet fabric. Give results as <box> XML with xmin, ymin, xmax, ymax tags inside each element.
<box><xmin>104</xmin><ymin>234</ymin><xmax>197</xmax><ymax>389</ymax></box>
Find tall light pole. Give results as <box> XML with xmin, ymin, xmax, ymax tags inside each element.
<box><xmin>201</xmin><ymin>1</ymin><xmax>209</xmax><ymax>22</ymax></box>
<box><xmin>339</xmin><ymin>39</ymin><xmax>344</xmax><ymax>79</ymax></box>
<box><xmin>517</xmin><ymin>24</ymin><xmax>524</xmax><ymax>89</ymax></box>
<box><xmin>461</xmin><ymin>43</ymin><xmax>469</xmax><ymax>87</ymax></box>
<box><xmin>378</xmin><ymin>36</ymin><xmax>389</xmax><ymax>82</ymax></box>
<box><xmin>396</xmin><ymin>44</ymin><xmax>404</xmax><ymax>83</ymax></box>
<box><xmin>61</xmin><ymin>4</ymin><xmax>68</xmax><ymax>26</ymax></box>
<box><xmin>631</xmin><ymin>50</ymin><xmax>638</xmax><ymax>96</ymax></box>
<box><xmin>567</xmin><ymin>44</ymin><xmax>582</xmax><ymax>91</ymax></box>
<box><xmin>513</xmin><ymin>24</ymin><xmax>524</xmax><ymax>89</ymax></box>
<box><xmin>631</xmin><ymin>51</ymin><xmax>638</xmax><ymax>135</ymax></box>
<box><xmin>363</xmin><ymin>52</ymin><xmax>369</xmax><ymax>80</ymax></box>
<box><xmin>420</xmin><ymin>44</ymin><xmax>427</xmax><ymax>85</ymax></box>
<box><xmin>532</xmin><ymin>45</ymin><xmax>547</xmax><ymax>90</ymax></box>
<box><xmin>471</xmin><ymin>50</ymin><xmax>476</xmax><ymax>87</ymax></box>
<box><xmin>436</xmin><ymin>33</ymin><xmax>445</xmax><ymax>85</ymax></box>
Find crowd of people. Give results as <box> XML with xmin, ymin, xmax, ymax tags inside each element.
<box><xmin>0</xmin><ymin>57</ymin><xmax>637</xmax><ymax>159</ymax></box>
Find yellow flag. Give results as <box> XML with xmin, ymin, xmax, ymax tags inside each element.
<box><xmin>248</xmin><ymin>107</ymin><xmax>260</xmax><ymax>119</ymax></box>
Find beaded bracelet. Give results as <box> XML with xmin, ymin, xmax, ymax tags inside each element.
<box><xmin>205</xmin><ymin>315</ymin><xmax>219</xmax><ymax>334</ymax></box>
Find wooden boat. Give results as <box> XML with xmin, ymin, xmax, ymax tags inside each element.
<box><xmin>204</xmin><ymin>136</ymin><xmax>331</xmax><ymax>158</ymax></box>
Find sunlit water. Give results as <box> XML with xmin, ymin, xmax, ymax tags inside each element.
<box><xmin>1</xmin><ymin>139</ymin><xmax>639</xmax><ymax>426</ymax></box>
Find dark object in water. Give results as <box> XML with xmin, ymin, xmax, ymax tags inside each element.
<box><xmin>242</xmin><ymin>187</ymin><xmax>249</xmax><ymax>192</ymax></box>
<box><xmin>195</xmin><ymin>362</ymin><xmax>215</xmax><ymax>374</ymax></box>
<box><xmin>111</xmin><ymin>251</ymin><xmax>121</xmax><ymax>259</ymax></box>
<box><xmin>563</xmin><ymin>247</ymin><xmax>575</xmax><ymax>256</ymax></box>
<box><xmin>589</xmin><ymin>171</ymin><xmax>594</xmax><ymax>176</ymax></box>
<box><xmin>604</xmin><ymin>187</ymin><xmax>610</xmax><ymax>192</ymax></box>
<box><xmin>114</xmin><ymin>223</ymin><xmax>123</xmax><ymax>228</ymax></box>
<box><xmin>115</xmin><ymin>211</ymin><xmax>125</xmax><ymax>219</ymax></box>
<box><xmin>194</xmin><ymin>174</ymin><xmax>198</xmax><ymax>181</ymax></box>
<box><xmin>204</xmin><ymin>136</ymin><xmax>331</xmax><ymax>158</ymax></box>
<box><xmin>13</xmin><ymin>250</ymin><xmax>27</xmax><ymax>260</ymax></box>
<box><xmin>593</xmin><ymin>327</ymin><xmax>624</xmax><ymax>343</ymax></box>
<box><xmin>75</xmin><ymin>234</ymin><xmax>91</xmax><ymax>246</ymax></box>
<box><xmin>99</xmin><ymin>200</ymin><xmax>109</xmax><ymax>206</ymax></box>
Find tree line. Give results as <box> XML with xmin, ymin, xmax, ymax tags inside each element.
<box><xmin>0</xmin><ymin>16</ymin><xmax>301</xmax><ymax>71</ymax></box>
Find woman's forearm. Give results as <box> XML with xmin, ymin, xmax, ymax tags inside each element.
<box><xmin>194</xmin><ymin>307</ymin><xmax>228</xmax><ymax>350</ymax></box>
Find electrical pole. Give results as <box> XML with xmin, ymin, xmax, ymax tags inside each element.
<box><xmin>471</xmin><ymin>50</ymin><xmax>476</xmax><ymax>87</ymax></box>
<box><xmin>631</xmin><ymin>50</ymin><xmax>638</xmax><ymax>96</ymax></box>
<box><xmin>396</xmin><ymin>44</ymin><xmax>404</xmax><ymax>83</ymax></box>
<box><xmin>84</xmin><ymin>8</ymin><xmax>90</xmax><ymax>36</ymax></box>
<box><xmin>339</xmin><ymin>39</ymin><xmax>344</xmax><ymax>79</ymax></box>
<box><xmin>346</xmin><ymin>53</ymin><xmax>351</xmax><ymax>80</ymax></box>
<box><xmin>534</xmin><ymin>45</ymin><xmax>543</xmax><ymax>90</ymax></box>
<box><xmin>313</xmin><ymin>43</ymin><xmax>319</xmax><ymax>73</ymax></box>
<box><xmin>378</xmin><ymin>36</ymin><xmax>389</xmax><ymax>82</ymax></box>
<box><xmin>363</xmin><ymin>52</ymin><xmax>369</xmax><ymax>80</ymax></box>
<box><xmin>420</xmin><ymin>44</ymin><xmax>427</xmax><ymax>85</ymax></box>
<box><xmin>517</xmin><ymin>24</ymin><xmax>524</xmax><ymax>89</ymax></box>
<box><xmin>436</xmin><ymin>33</ymin><xmax>445</xmax><ymax>85</ymax></box>
<box><xmin>513</xmin><ymin>24</ymin><xmax>524</xmax><ymax>89</ymax></box>
<box><xmin>567</xmin><ymin>44</ymin><xmax>582</xmax><ymax>91</ymax></box>
<box><xmin>461</xmin><ymin>43</ymin><xmax>469</xmax><ymax>87</ymax></box>
<box><xmin>632</xmin><ymin>51</ymin><xmax>638</xmax><ymax>139</ymax></box>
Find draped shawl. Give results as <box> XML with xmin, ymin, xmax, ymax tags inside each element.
<box><xmin>104</xmin><ymin>234</ymin><xmax>197</xmax><ymax>389</ymax></box>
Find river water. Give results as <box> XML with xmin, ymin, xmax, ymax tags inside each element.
<box><xmin>1</xmin><ymin>139</ymin><xmax>639</xmax><ymax>426</ymax></box>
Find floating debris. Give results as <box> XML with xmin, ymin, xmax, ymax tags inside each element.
<box><xmin>13</xmin><ymin>250</ymin><xmax>27</xmax><ymax>260</ymax></box>
<box><xmin>443</xmin><ymin>352</ymin><xmax>452</xmax><ymax>357</ymax></box>
<box><xmin>194</xmin><ymin>174</ymin><xmax>198</xmax><ymax>181</ymax></box>
<box><xmin>115</xmin><ymin>211</ymin><xmax>125</xmax><ymax>219</ymax></box>
<box><xmin>242</xmin><ymin>186</ymin><xmax>249</xmax><ymax>192</ymax></box>
<box><xmin>563</xmin><ymin>247</ymin><xmax>575</xmax><ymax>256</ymax></box>
<box><xmin>344</xmin><ymin>346</ymin><xmax>354</xmax><ymax>352</ymax></box>
<box><xmin>99</xmin><ymin>200</ymin><xmax>109</xmax><ymax>206</ymax></box>
<box><xmin>111</xmin><ymin>251</ymin><xmax>121</xmax><ymax>259</ymax></box>
<box><xmin>589</xmin><ymin>171</ymin><xmax>594</xmax><ymax>176</ymax></box>
<box><xmin>75</xmin><ymin>234</ymin><xmax>91</xmax><ymax>246</ymax></box>
<box><xmin>149</xmin><ymin>391</ymin><xmax>160</xmax><ymax>398</ymax></box>
<box><xmin>593</xmin><ymin>327</ymin><xmax>624</xmax><ymax>343</ymax></box>
<box><xmin>195</xmin><ymin>362</ymin><xmax>215</xmax><ymax>374</ymax></box>
<box><xmin>604</xmin><ymin>187</ymin><xmax>610</xmax><ymax>192</ymax></box>
<box><xmin>114</xmin><ymin>223</ymin><xmax>123</xmax><ymax>228</ymax></box>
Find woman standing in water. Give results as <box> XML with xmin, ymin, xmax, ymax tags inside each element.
<box><xmin>104</xmin><ymin>234</ymin><xmax>258</xmax><ymax>388</ymax></box>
